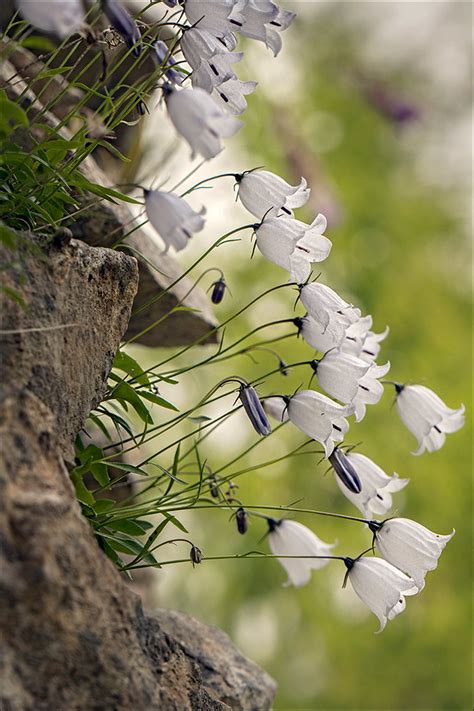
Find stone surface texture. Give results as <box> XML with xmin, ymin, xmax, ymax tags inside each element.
<box><xmin>0</xmin><ymin>237</ymin><xmax>276</xmax><ymax>710</ymax></box>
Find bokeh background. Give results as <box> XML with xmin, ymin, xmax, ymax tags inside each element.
<box><xmin>127</xmin><ymin>2</ymin><xmax>472</xmax><ymax>708</ymax></box>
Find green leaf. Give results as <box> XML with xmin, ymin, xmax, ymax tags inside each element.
<box><xmin>139</xmin><ymin>390</ymin><xmax>179</xmax><ymax>411</ymax></box>
<box><xmin>20</xmin><ymin>36</ymin><xmax>56</xmax><ymax>52</ymax></box>
<box><xmin>110</xmin><ymin>382</ymin><xmax>153</xmax><ymax>424</ymax></box>
<box><xmin>107</xmin><ymin>519</ymin><xmax>150</xmax><ymax>536</ymax></box>
<box><xmin>113</xmin><ymin>350</ymin><xmax>149</xmax><ymax>386</ymax></box>
<box><xmin>88</xmin><ymin>412</ymin><xmax>112</xmax><ymax>441</ymax></box>
<box><xmin>93</xmin><ymin>499</ymin><xmax>116</xmax><ymax>514</ymax></box>
<box><xmin>162</xmin><ymin>511</ymin><xmax>188</xmax><ymax>534</ymax></box>
<box><xmin>71</xmin><ymin>470</ymin><xmax>95</xmax><ymax>506</ymax></box>
<box><xmin>187</xmin><ymin>415</ymin><xmax>212</xmax><ymax>423</ymax></box>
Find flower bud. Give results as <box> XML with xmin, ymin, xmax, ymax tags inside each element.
<box><xmin>235</xmin><ymin>507</ymin><xmax>248</xmax><ymax>535</ymax></box>
<box><xmin>239</xmin><ymin>384</ymin><xmax>272</xmax><ymax>437</ymax></box>
<box><xmin>329</xmin><ymin>448</ymin><xmax>362</xmax><ymax>494</ymax></box>
<box><xmin>211</xmin><ymin>277</ymin><xmax>227</xmax><ymax>304</ymax></box>
<box><xmin>190</xmin><ymin>545</ymin><xmax>202</xmax><ymax>566</ymax></box>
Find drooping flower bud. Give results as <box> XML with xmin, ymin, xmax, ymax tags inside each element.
<box><xmin>238</xmin><ymin>384</ymin><xmax>272</xmax><ymax>437</ymax></box>
<box><xmin>190</xmin><ymin>545</ymin><xmax>203</xmax><ymax>566</ymax></box>
<box><xmin>101</xmin><ymin>0</ymin><xmax>142</xmax><ymax>57</ymax></box>
<box><xmin>328</xmin><ymin>448</ymin><xmax>362</xmax><ymax>494</ymax></box>
<box><xmin>235</xmin><ymin>507</ymin><xmax>248</xmax><ymax>534</ymax></box>
<box><xmin>211</xmin><ymin>277</ymin><xmax>227</xmax><ymax>304</ymax></box>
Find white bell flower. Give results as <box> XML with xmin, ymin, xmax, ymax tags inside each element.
<box><xmin>231</xmin><ymin>0</ymin><xmax>296</xmax><ymax>56</ymax></box>
<box><xmin>262</xmin><ymin>396</ymin><xmax>289</xmax><ymax>423</ymax></box>
<box><xmin>181</xmin><ymin>27</ymin><xmax>242</xmax><ymax>73</ymax></box>
<box><xmin>299</xmin><ymin>283</ymin><xmax>361</xmax><ymax>340</ymax></box>
<box><xmin>351</xmin><ymin>361</ymin><xmax>391</xmax><ymax>422</ymax></box>
<box><xmin>164</xmin><ymin>85</ymin><xmax>242</xmax><ymax>160</ymax></box>
<box><xmin>236</xmin><ymin>170</ymin><xmax>310</xmax><ymax>219</ymax></box>
<box><xmin>16</xmin><ymin>0</ymin><xmax>85</xmax><ymax>38</ymax></box>
<box><xmin>213</xmin><ymin>78</ymin><xmax>257</xmax><ymax>115</ymax></box>
<box><xmin>312</xmin><ymin>351</ymin><xmax>370</xmax><ymax>405</ymax></box>
<box><xmin>255</xmin><ymin>214</ymin><xmax>331</xmax><ymax>283</ymax></box>
<box><xmin>286</xmin><ymin>390</ymin><xmax>354</xmax><ymax>456</ymax></box>
<box><xmin>373</xmin><ymin>518</ymin><xmax>455</xmax><ymax>592</ymax></box>
<box><xmin>268</xmin><ymin>519</ymin><xmax>336</xmax><ymax>587</ymax></box>
<box><xmin>395</xmin><ymin>384</ymin><xmax>465</xmax><ymax>455</ymax></box>
<box><xmin>295</xmin><ymin>313</ymin><xmax>354</xmax><ymax>353</ymax></box>
<box><xmin>340</xmin><ymin>316</ymin><xmax>373</xmax><ymax>357</ymax></box>
<box><xmin>336</xmin><ymin>452</ymin><xmax>409</xmax><ymax>518</ymax></box>
<box><xmin>358</xmin><ymin>326</ymin><xmax>389</xmax><ymax>363</ymax></box>
<box><xmin>344</xmin><ymin>556</ymin><xmax>418</xmax><ymax>633</ymax></box>
<box><xmin>145</xmin><ymin>190</ymin><xmax>205</xmax><ymax>252</ymax></box>
<box><xmin>183</xmin><ymin>0</ymin><xmax>238</xmax><ymax>37</ymax></box>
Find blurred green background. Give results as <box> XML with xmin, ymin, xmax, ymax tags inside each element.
<box><xmin>129</xmin><ymin>3</ymin><xmax>472</xmax><ymax>709</ymax></box>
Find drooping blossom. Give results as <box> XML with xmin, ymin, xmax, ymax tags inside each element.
<box><xmin>268</xmin><ymin>519</ymin><xmax>336</xmax><ymax>587</ymax></box>
<box><xmin>101</xmin><ymin>0</ymin><xmax>142</xmax><ymax>57</ymax></box>
<box><xmin>163</xmin><ymin>85</ymin><xmax>242</xmax><ymax>159</ymax></box>
<box><xmin>344</xmin><ymin>556</ymin><xmax>418</xmax><ymax>633</ymax></box>
<box><xmin>328</xmin><ymin>447</ymin><xmax>361</xmax><ymax>494</ymax></box>
<box><xmin>299</xmin><ymin>282</ymin><xmax>361</xmax><ymax>346</ymax></box>
<box><xmin>16</xmin><ymin>0</ymin><xmax>85</xmax><ymax>38</ymax></box>
<box><xmin>236</xmin><ymin>170</ymin><xmax>310</xmax><ymax>220</ymax></box>
<box><xmin>351</xmin><ymin>361</ymin><xmax>391</xmax><ymax>422</ymax></box>
<box><xmin>182</xmin><ymin>0</ymin><xmax>237</xmax><ymax>37</ymax></box>
<box><xmin>337</xmin><ymin>452</ymin><xmax>409</xmax><ymax>518</ymax></box>
<box><xmin>370</xmin><ymin>518</ymin><xmax>455</xmax><ymax>591</ymax></box>
<box><xmin>394</xmin><ymin>383</ymin><xmax>465</xmax><ymax>455</ymax></box>
<box><xmin>230</xmin><ymin>0</ymin><xmax>296</xmax><ymax>56</ymax></box>
<box><xmin>144</xmin><ymin>190</ymin><xmax>205</xmax><ymax>252</ymax></box>
<box><xmin>294</xmin><ymin>314</ymin><xmax>347</xmax><ymax>354</ymax></box>
<box><xmin>255</xmin><ymin>214</ymin><xmax>331</xmax><ymax>283</ymax></box>
<box><xmin>311</xmin><ymin>351</ymin><xmax>389</xmax><ymax>421</ymax></box>
<box><xmin>213</xmin><ymin>78</ymin><xmax>257</xmax><ymax>115</ymax></box>
<box><xmin>285</xmin><ymin>390</ymin><xmax>354</xmax><ymax>456</ymax></box>
<box><xmin>238</xmin><ymin>384</ymin><xmax>272</xmax><ymax>436</ymax></box>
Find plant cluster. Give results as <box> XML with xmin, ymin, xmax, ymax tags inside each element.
<box><xmin>1</xmin><ymin>0</ymin><xmax>465</xmax><ymax>633</ymax></box>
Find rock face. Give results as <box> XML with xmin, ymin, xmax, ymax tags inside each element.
<box><xmin>0</xmin><ymin>237</ymin><xmax>276</xmax><ymax>710</ymax></box>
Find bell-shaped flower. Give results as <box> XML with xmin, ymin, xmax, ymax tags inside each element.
<box><xmin>336</xmin><ymin>452</ymin><xmax>409</xmax><ymax>518</ymax></box>
<box><xmin>395</xmin><ymin>384</ymin><xmax>465</xmax><ymax>455</ymax></box>
<box><xmin>236</xmin><ymin>170</ymin><xmax>310</xmax><ymax>220</ymax></box>
<box><xmin>262</xmin><ymin>396</ymin><xmax>289</xmax><ymax>423</ymax></box>
<box><xmin>286</xmin><ymin>390</ymin><xmax>354</xmax><ymax>457</ymax></box>
<box><xmin>213</xmin><ymin>78</ymin><xmax>257</xmax><ymax>115</ymax></box>
<box><xmin>299</xmin><ymin>282</ymin><xmax>361</xmax><ymax>343</ymax></box>
<box><xmin>163</xmin><ymin>85</ymin><xmax>242</xmax><ymax>160</ymax></box>
<box><xmin>339</xmin><ymin>316</ymin><xmax>373</xmax><ymax>357</ymax></box>
<box><xmin>183</xmin><ymin>0</ymin><xmax>237</xmax><ymax>37</ymax></box>
<box><xmin>268</xmin><ymin>519</ymin><xmax>336</xmax><ymax>587</ymax></box>
<box><xmin>145</xmin><ymin>190</ymin><xmax>205</xmax><ymax>252</ymax></box>
<box><xmin>294</xmin><ymin>313</ymin><xmax>346</xmax><ymax>354</ymax></box>
<box><xmin>255</xmin><ymin>214</ymin><xmax>331</xmax><ymax>283</ymax></box>
<box><xmin>344</xmin><ymin>556</ymin><xmax>418</xmax><ymax>633</ymax></box>
<box><xmin>358</xmin><ymin>326</ymin><xmax>389</xmax><ymax>363</ymax></box>
<box><xmin>231</xmin><ymin>0</ymin><xmax>296</xmax><ymax>56</ymax></box>
<box><xmin>238</xmin><ymin>384</ymin><xmax>271</xmax><ymax>436</ymax></box>
<box><xmin>16</xmin><ymin>0</ymin><xmax>85</xmax><ymax>38</ymax></box>
<box><xmin>311</xmin><ymin>351</ymin><xmax>370</xmax><ymax>405</ymax></box>
<box><xmin>102</xmin><ymin>0</ymin><xmax>142</xmax><ymax>57</ymax></box>
<box><xmin>181</xmin><ymin>28</ymin><xmax>243</xmax><ymax>91</ymax></box>
<box><xmin>351</xmin><ymin>361</ymin><xmax>391</xmax><ymax>422</ymax></box>
<box><xmin>372</xmin><ymin>518</ymin><xmax>455</xmax><ymax>592</ymax></box>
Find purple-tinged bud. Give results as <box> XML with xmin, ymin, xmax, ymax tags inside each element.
<box><xmin>236</xmin><ymin>507</ymin><xmax>248</xmax><ymax>535</ymax></box>
<box><xmin>211</xmin><ymin>277</ymin><xmax>227</xmax><ymax>304</ymax></box>
<box><xmin>101</xmin><ymin>0</ymin><xmax>142</xmax><ymax>57</ymax></box>
<box><xmin>153</xmin><ymin>40</ymin><xmax>184</xmax><ymax>85</ymax></box>
<box><xmin>190</xmin><ymin>545</ymin><xmax>202</xmax><ymax>566</ymax></box>
<box><xmin>239</xmin><ymin>384</ymin><xmax>272</xmax><ymax>437</ymax></box>
<box><xmin>329</xmin><ymin>448</ymin><xmax>362</xmax><ymax>494</ymax></box>
<box><xmin>208</xmin><ymin>475</ymin><xmax>220</xmax><ymax>498</ymax></box>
